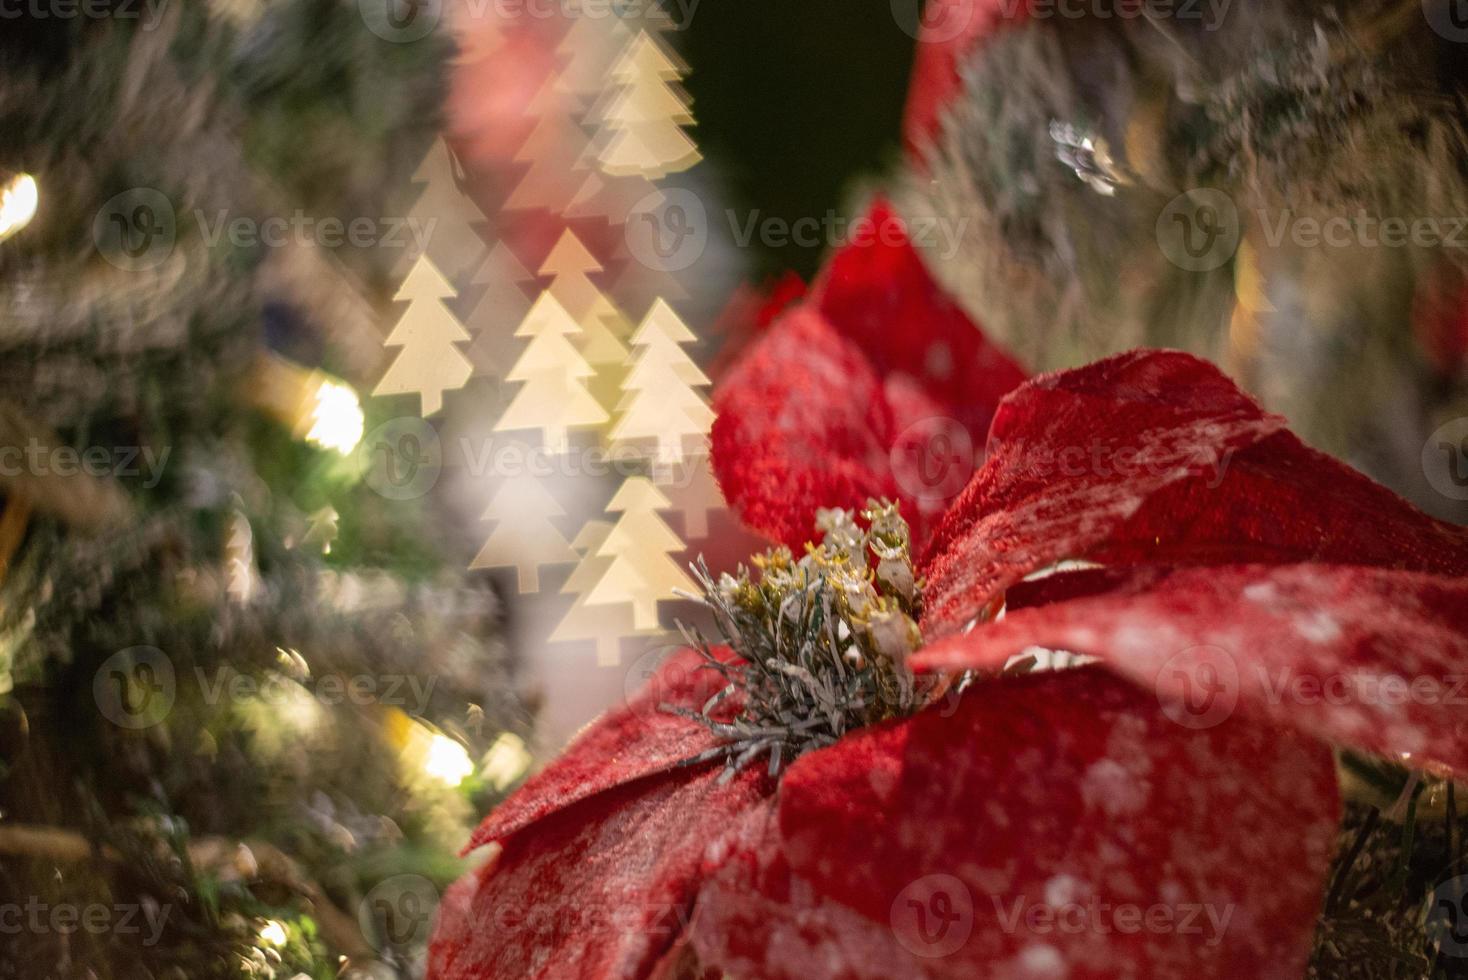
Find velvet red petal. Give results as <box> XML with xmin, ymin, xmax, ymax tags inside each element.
<box><xmin>811</xmin><ymin>198</ymin><xmax>1028</xmax><ymax>439</ymax></box>
<box><xmin>712</xmin><ymin>202</ymin><xmax>1027</xmax><ymax>549</ymax></box>
<box><xmin>429</xmin><ymin>766</ymin><xmax>766</xmax><ymax>980</ymax></box>
<box><xmin>916</xmin><ymin>562</ymin><xmax>1468</xmax><ymax>775</ymax></box>
<box><xmin>708</xmin><ymin>273</ymin><xmax>808</xmax><ymax>382</ymax></box>
<box><xmin>690</xmin><ymin>667</ymin><xmax>1338</xmax><ymax>979</ymax></box>
<box><xmin>464</xmin><ymin>648</ymin><xmax>741</xmax><ymax>853</ymax></box>
<box><xmin>903</xmin><ymin>0</ymin><xmax>1032</xmax><ymax>159</ymax></box>
<box><xmin>710</xmin><ymin>307</ymin><xmax>922</xmax><ymax>549</ymax></box>
<box><xmin>920</xmin><ymin>349</ymin><xmax>1468</xmax><ymax>638</ymax></box>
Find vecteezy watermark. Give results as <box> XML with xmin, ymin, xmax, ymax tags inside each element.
<box><xmin>1422</xmin><ymin>0</ymin><xmax>1468</xmax><ymax>43</ymax></box>
<box><xmin>93</xmin><ymin>187</ymin><xmax>177</xmax><ymax>272</ymax></box>
<box><xmin>359</xmin><ymin>420</ymin><xmax>707</xmax><ymax>501</ymax></box>
<box><xmin>624</xmin><ymin>188</ymin><xmax>971</xmax><ymax>272</ymax></box>
<box><xmin>94</xmin><ymin>646</ymin><xmax>177</xmax><ymax>730</ymax></box>
<box><xmin>360</xmin><ymin>0</ymin><xmax>701</xmax><ymax>42</ymax></box>
<box><xmin>0</xmin><ymin>0</ymin><xmax>168</xmax><ymax>28</ymax></box>
<box><xmin>94</xmin><ymin>647</ymin><xmax>440</xmax><ymax>729</ymax></box>
<box><xmin>453</xmin><ymin>893</ymin><xmax>696</xmax><ymax>943</ymax></box>
<box><xmin>891</xmin><ymin>874</ymin><xmax>974</xmax><ymax>958</ymax></box>
<box><xmin>1155</xmin><ymin>640</ymin><xmax>1468</xmax><ymax>730</ymax></box>
<box><xmin>457</xmin><ymin>0</ymin><xmax>701</xmax><ymax>29</ymax></box>
<box><xmin>893</xmin><ymin>0</ymin><xmax>1233</xmax><ymax>41</ymax></box>
<box><xmin>1423</xmin><ymin>417</ymin><xmax>1468</xmax><ymax>501</ymax></box>
<box><xmin>727</xmin><ymin>208</ymin><xmax>970</xmax><ymax>263</ymax></box>
<box><xmin>626</xmin><ymin>188</ymin><xmax>709</xmax><ymax>273</ymax></box>
<box><xmin>0</xmin><ymin>898</ymin><xmax>171</xmax><ymax>946</ymax></box>
<box><xmin>456</xmin><ymin>437</ymin><xmax>703</xmax><ymax>485</ymax></box>
<box><xmin>623</xmin><ymin>644</ymin><xmax>695</xmax><ymax>714</ymax></box>
<box><xmin>891</xmin><ymin>417</ymin><xmax>977</xmax><ymax>507</ymax></box>
<box><xmin>1154</xmin><ymin>645</ymin><xmax>1241</xmax><ymax>731</ymax></box>
<box><xmin>195</xmin><ymin>667</ymin><xmax>439</xmax><ymax>715</ymax></box>
<box><xmin>360</xmin><ymin>417</ymin><xmax>444</xmax><ymax>501</ymax></box>
<box><xmin>891</xmin><ymin>0</ymin><xmax>979</xmax><ymax>42</ymax></box>
<box><xmin>1256</xmin><ymin>667</ymin><xmax>1468</xmax><ymax>710</ymax></box>
<box><xmin>358</xmin><ymin>0</ymin><xmax>441</xmax><ymax>42</ymax></box>
<box><xmin>1156</xmin><ymin>188</ymin><xmax>1241</xmax><ymax>272</ymax></box>
<box><xmin>93</xmin><ymin>189</ymin><xmax>438</xmax><ymax>271</ymax></box>
<box><xmin>0</xmin><ymin>440</ymin><xmax>170</xmax><ymax>489</ymax></box>
<box><xmin>1255</xmin><ymin>209</ymin><xmax>1468</xmax><ymax>251</ymax></box>
<box><xmin>992</xmin><ymin>890</ymin><xmax>1235</xmax><ymax>948</ymax></box>
<box><xmin>359</xmin><ymin>875</ymin><xmax>439</xmax><ymax>954</ymax></box>
<box><xmin>194</xmin><ymin>210</ymin><xmax>436</xmax><ymax>253</ymax></box>
<box><xmin>1429</xmin><ymin>875</ymin><xmax>1468</xmax><ymax>958</ymax></box>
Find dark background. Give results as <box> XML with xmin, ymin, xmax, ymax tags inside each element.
<box><xmin>681</xmin><ymin>1</ymin><xmax>917</xmax><ymax>279</ymax></box>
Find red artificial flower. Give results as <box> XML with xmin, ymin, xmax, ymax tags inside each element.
<box><xmin>427</xmin><ymin>200</ymin><xmax>1468</xmax><ymax>979</ymax></box>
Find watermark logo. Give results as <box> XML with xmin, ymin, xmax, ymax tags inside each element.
<box><xmin>1423</xmin><ymin>417</ymin><xmax>1468</xmax><ymax>501</ymax></box>
<box><xmin>359</xmin><ymin>0</ymin><xmax>441</xmax><ymax>42</ymax></box>
<box><xmin>360</xmin><ymin>875</ymin><xmax>439</xmax><ymax>953</ymax></box>
<box><xmin>1155</xmin><ymin>644</ymin><xmax>1239</xmax><ymax>730</ymax></box>
<box><xmin>361</xmin><ymin>417</ymin><xmax>443</xmax><ymax>500</ymax></box>
<box><xmin>0</xmin><ymin>440</ymin><xmax>170</xmax><ymax>489</ymax></box>
<box><xmin>94</xmin><ymin>646</ymin><xmax>176</xmax><ymax>730</ymax></box>
<box><xmin>1256</xmin><ymin>209</ymin><xmax>1468</xmax><ymax>251</ymax></box>
<box><xmin>1430</xmin><ymin>875</ymin><xmax>1468</xmax><ymax>957</ymax></box>
<box><xmin>626</xmin><ymin>187</ymin><xmax>709</xmax><ymax>272</ymax></box>
<box><xmin>624</xmin><ymin>644</ymin><xmax>703</xmax><ymax>714</ymax></box>
<box><xmin>891</xmin><ymin>874</ymin><xmax>974</xmax><ymax>958</ymax></box>
<box><xmin>0</xmin><ymin>0</ymin><xmax>169</xmax><ymax>27</ymax></box>
<box><xmin>1423</xmin><ymin>0</ymin><xmax>1468</xmax><ymax>43</ymax></box>
<box><xmin>454</xmin><ymin>0</ymin><xmax>702</xmax><ymax>31</ymax></box>
<box><xmin>993</xmin><ymin>891</ymin><xmax>1234</xmax><ymax>947</ymax></box>
<box><xmin>1156</xmin><ymin>188</ymin><xmax>1240</xmax><ymax>272</ymax></box>
<box><xmin>891</xmin><ymin>416</ymin><xmax>977</xmax><ymax>507</ymax></box>
<box><xmin>195</xmin><ymin>210</ymin><xmax>435</xmax><ymax>251</ymax></box>
<box><xmin>891</xmin><ymin>0</ymin><xmax>978</xmax><ymax>42</ymax></box>
<box><xmin>93</xmin><ymin>188</ymin><xmax>176</xmax><ymax>272</ymax></box>
<box><xmin>727</xmin><ymin>208</ymin><xmax>969</xmax><ymax>262</ymax></box>
<box><xmin>0</xmin><ymin>898</ymin><xmax>171</xmax><ymax>945</ymax></box>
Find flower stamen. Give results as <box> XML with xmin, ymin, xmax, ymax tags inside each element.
<box><xmin>672</xmin><ymin>500</ymin><xmax>938</xmax><ymax>780</ymax></box>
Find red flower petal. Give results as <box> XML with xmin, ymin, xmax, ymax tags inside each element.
<box><xmin>712</xmin><ymin>201</ymin><xmax>1026</xmax><ymax>548</ymax></box>
<box><xmin>710</xmin><ymin>307</ymin><xmax>914</xmax><ymax>549</ymax></box>
<box><xmin>811</xmin><ymin>199</ymin><xmax>1028</xmax><ymax>439</ymax></box>
<box><xmin>708</xmin><ymin>273</ymin><xmax>808</xmax><ymax>383</ymax></box>
<box><xmin>465</xmin><ymin>648</ymin><xmax>741</xmax><ymax>853</ymax></box>
<box><xmin>916</xmin><ymin>562</ymin><xmax>1468</xmax><ymax>774</ymax></box>
<box><xmin>921</xmin><ymin>349</ymin><xmax>1468</xmax><ymax>638</ymax></box>
<box><xmin>690</xmin><ymin>668</ymin><xmax>1338</xmax><ymax>978</ymax></box>
<box><xmin>430</xmin><ymin>766</ymin><xmax>767</xmax><ymax>980</ymax></box>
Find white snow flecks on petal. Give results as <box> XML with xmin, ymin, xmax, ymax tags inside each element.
<box><xmin>1293</xmin><ymin>610</ymin><xmax>1342</xmax><ymax>644</ymax></box>
<box><xmin>1082</xmin><ymin>757</ymin><xmax>1151</xmax><ymax>819</ymax></box>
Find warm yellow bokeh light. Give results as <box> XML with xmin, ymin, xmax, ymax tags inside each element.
<box><xmin>0</xmin><ymin>173</ymin><xmax>38</xmax><ymax>243</ymax></box>
<box><xmin>305</xmin><ymin>379</ymin><xmax>364</xmax><ymax>455</ymax></box>
<box><xmin>258</xmin><ymin>920</ymin><xmax>288</xmax><ymax>947</ymax></box>
<box><xmin>481</xmin><ymin>732</ymin><xmax>532</xmax><ymax>791</ymax></box>
<box><xmin>422</xmin><ymin>731</ymin><xmax>474</xmax><ymax>787</ymax></box>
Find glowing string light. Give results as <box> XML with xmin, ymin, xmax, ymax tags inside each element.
<box><xmin>0</xmin><ymin>173</ymin><xmax>38</xmax><ymax>243</ymax></box>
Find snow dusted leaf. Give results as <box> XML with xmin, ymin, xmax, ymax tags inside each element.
<box><xmin>920</xmin><ymin>349</ymin><xmax>1468</xmax><ymax>638</ymax></box>
<box><xmin>689</xmin><ymin>668</ymin><xmax>1338</xmax><ymax>979</ymax></box>
<box><xmin>430</xmin><ymin>766</ymin><xmax>767</xmax><ymax>980</ymax></box>
<box><xmin>465</xmin><ymin>647</ymin><xmax>743</xmax><ymax>852</ymax></box>
<box><xmin>915</xmin><ymin>563</ymin><xmax>1468</xmax><ymax>774</ymax></box>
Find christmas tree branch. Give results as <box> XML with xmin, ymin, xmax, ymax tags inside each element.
<box><xmin>0</xmin><ymin>823</ymin><xmax>377</xmax><ymax>966</ymax></box>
